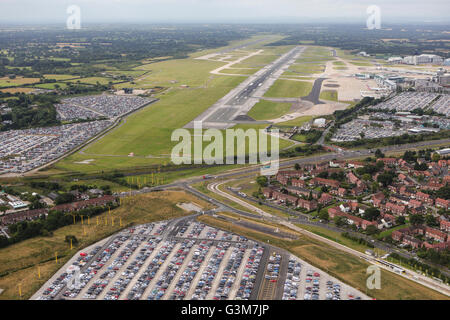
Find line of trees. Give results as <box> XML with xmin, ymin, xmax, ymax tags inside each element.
<box><xmin>0</xmin><ymin>201</ymin><xmax>118</xmax><ymax>249</ymax></box>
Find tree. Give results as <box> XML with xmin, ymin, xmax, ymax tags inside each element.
<box><xmin>414</xmin><ymin>162</ymin><xmax>428</xmax><ymax>171</ymax></box>
<box><xmin>436</xmin><ymin>185</ymin><xmax>450</xmax><ymax>200</ymax></box>
<box><xmin>334</xmin><ymin>216</ymin><xmax>347</xmax><ymax>227</ymax></box>
<box><xmin>410</xmin><ymin>214</ymin><xmax>425</xmax><ymax>225</ymax></box>
<box><xmin>0</xmin><ymin>205</ymin><xmax>8</xmax><ymax>214</ymax></box>
<box><xmin>425</xmin><ymin>215</ymin><xmax>438</xmax><ymax>227</ymax></box>
<box><xmin>294</xmin><ymin>163</ymin><xmax>300</xmax><ymax>171</ymax></box>
<box><xmin>55</xmin><ymin>192</ymin><xmax>75</xmax><ymax>205</ymax></box>
<box><xmin>365</xmin><ymin>225</ymin><xmax>379</xmax><ymax>235</ymax></box>
<box><xmin>363</xmin><ymin>207</ymin><xmax>380</xmax><ymax>221</ymax></box>
<box><xmin>377</xmin><ymin>171</ymin><xmax>395</xmax><ymax>187</ymax></box>
<box><xmin>395</xmin><ymin>216</ymin><xmax>406</xmax><ymax>225</ymax></box>
<box><xmin>375</xmin><ymin>161</ymin><xmax>385</xmax><ymax>170</ymax></box>
<box><xmin>65</xmin><ymin>235</ymin><xmax>78</xmax><ymax>245</ymax></box>
<box><xmin>375</xmin><ymin>149</ymin><xmax>384</xmax><ymax>158</ymax></box>
<box><xmin>318</xmin><ymin>210</ymin><xmax>329</xmax><ymax>221</ymax></box>
<box><xmin>431</xmin><ymin>153</ymin><xmax>441</xmax><ymax>162</ymax></box>
<box><xmin>256</xmin><ymin>176</ymin><xmax>268</xmax><ymax>188</ymax></box>
<box><xmin>402</xmin><ymin>150</ymin><xmax>416</xmax><ymax>162</ymax></box>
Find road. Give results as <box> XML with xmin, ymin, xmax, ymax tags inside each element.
<box><xmin>198</xmin><ymin>180</ymin><xmax>450</xmax><ymax>297</ymax></box>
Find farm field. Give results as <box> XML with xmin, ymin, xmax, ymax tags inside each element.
<box><xmin>43</xmin><ymin>74</ymin><xmax>79</xmax><ymax>81</ymax></box>
<box><xmin>0</xmin><ymin>76</ymin><xmax>40</xmax><ymax>87</ymax></box>
<box><xmin>0</xmin><ymin>87</ymin><xmax>35</xmax><ymax>93</ymax></box>
<box><xmin>33</xmin><ymin>82</ymin><xmax>68</xmax><ymax>90</ymax></box>
<box><xmin>63</xmin><ymin>77</ymin><xmax>116</xmax><ymax>85</ymax></box>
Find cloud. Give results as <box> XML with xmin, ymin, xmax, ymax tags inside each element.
<box><xmin>0</xmin><ymin>0</ymin><xmax>448</xmax><ymax>24</ymax></box>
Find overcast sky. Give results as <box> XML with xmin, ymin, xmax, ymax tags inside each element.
<box><xmin>0</xmin><ymin>0</ymin><xmax>449</xmax><ymax>24</ymax></box>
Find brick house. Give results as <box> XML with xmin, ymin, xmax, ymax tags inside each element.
<box><xmin>276</xmin><ymin>173</ymin><xmax>289</xmax><ymax>185</ymax></box>
<box><xmin>385</xmin><ymin>202</ymin><xmax>407</xmax><ymax>216</ymax></box>
<box><xmin>372</xmin><ymin>192</ymin><xmax>385</xmax><ymax>207</ymax></box>
<box><xmin>415</xmin><ymin>191</ymin><xmax>434</xmax><ymax>205</ymax></box>
<box><xmin>351</xmin><ymin>186</ymin><xmax>365</xmax><ymax>196</ymax></box>
<box><xmin>347</xmin><ymin>172</ymin><xmax>359</xmax><ymax>184</ymax></box>
<box><xmin>262</xmin><ymin>187</ymin><xmax>274</xmax><ymax>199</ymax></box>
<box><xmin>378</xmin><ymin>158</ymin><xmax>397</xmax><ymax>166</ymax></box>
<box><xmin>435</xmin><ymin>198</ymin><xmax>450</xmax><ymax>210</ymax></box>
<box><xmin>403</xmin><ymin>235</ymin><xmax>422</xmax><ymax>249</ymax></box>
<box><xmin>408</xmin><ymin>199</ymin><xmax>422</xmax><ymax>208</ymax></box>
<box><xmin>310</xmin><ymin>177</ymin><xmax>340</xmax><ymax>189</ymax></box>
<box><xmin>297</xmin><ymin>199</ymin><xmax>318</xmax><ymax>211</ymax></box>
<box><xmin>327</xmin><ymin>207</ymin><xmax>376</xmax><ymax>230</ymax></box>
<box><xmin>272</xmin><ymin>191</ymin><xmax>298</xmax><ymax>206</ymax></box>
<box><xmin>291</xmin><ymin>179</ymin><xmax>306</xmax><ymax>188</ymax></box>
<box><xmin>286</xmin><ymin>186</ymin><xmax>310</xmax><ymax>198</ymax></box>
<box><xmin>318</xmin><ymin>193</ymin><xmax>333</xmax><ymax>205</ymax></box>
<box><xmin>425</xmin><ymin>227</ymin><xmax>448</xmax><ymax>242</ymax></box>
<box><xmin>440</xmin><ymin>218</ymin><xmax>450</xmax><ymax>233</ymax></box>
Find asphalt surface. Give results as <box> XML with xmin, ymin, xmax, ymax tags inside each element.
<box><xmin>224</xmin><ymin>46</ymin><xmax>304</xmax><ymax>107</ymax></box>
<box><xmin>186</xmin><ymin>46</ymin><xmax>305</xmax><ymax>129</ymax></box>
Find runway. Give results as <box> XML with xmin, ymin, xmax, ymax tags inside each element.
<box><xmin>185</xmin><ymin>46</ymin><xmax>305</xmax><ymax>129</ymax></box>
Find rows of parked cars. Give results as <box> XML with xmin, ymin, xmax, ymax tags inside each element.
<box><xmin>282</xmin><ymin>259</ymin><xmax>302</xmax><ymax>300</ymax></box>
<box><xmin>213</xmin><ymin>243</ymin><xmax>247</xmax><ymax>300</ymax></box>
<box><xmin>265</xmin><ymin>252</ymin><xmax>281</xmax><ymax>282</ymax></box>
<box><xmin>103</xmin><ymin>234</ymin><xmax>154</xmax><ymax>300</ymax></box>
<box><xmin>169</xmin><ymin>240</ymin><xmax>213</xmax><ymax>300</ymax></box>
<box><xmin>192</xmin><ymin>241</ymin><xmax>231</xmax><ymax>299</ymax></box>
<box><xmin>304</xmin><ymin>269</ymin><xmax>321</xmax><ymax>300</ymax></box>
<box><xmin>83</xmin><ymin>234</ymin><xmax>140</xmax><ymax>299</ymax></box>
<box><xmin>235</xmin><ymin>244</ymin><xmax>264</xmax><ymax>300</ymax></box>
<box><xmin>148</xmin><ymin>239</ymin><xmax>196</xmax><ymax>300</ymax></box>
<box><xmin>126</xmin><ymin>240</ymin><xmax>176</xmax><ymax>300</ymax></box>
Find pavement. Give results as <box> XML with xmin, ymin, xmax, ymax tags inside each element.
<box><xmin>185</xmin><ymin>46</ymin><xmax>305</xmax><ymax>129</ymax></box>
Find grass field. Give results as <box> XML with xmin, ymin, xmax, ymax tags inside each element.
<box><xmin>0</xmin><ymin>87</ymin><xmax>35</xmax><ymax>93</ymax></box>
<box><xmin>220</xmin><ymin>68</ymin><xmax>257</xmax><ymax>75</ymax></box>
<box><xmin>264</xmin><ymin>80</ymin><xmax>312</xmax><ymax>98</ymax></box>
<box><xmin>197</xmin><ymin>215</ymin><xmax>448</xmax><ymax>300</ymax></box>
<box><xmin>63</xmin><ymin>77</ymin><xmax>115</xmax><ymax>85</ymax></box>
<box><xmin>232</xmin><ymin>54</ymin><xmax>280</xmax><ymax>68</ymax></box>
<box><xmin>275</xmin><ymin>115</ymin><xmax>313</xmax><ymax>127</ymax></box>
<box><xmin>349</xmin><ymin>61</ymin><xmax>374</xmax><ymax>67</ymax></box>
<box><xmin>0</xmin><ymin>76</ymin><xmax>40</xmax><ymax>87</ymax></box>
<box><xmin>54</xmin><ymin>43</ymin><xmax>296</xmax><ymax>174</ymax></box>
<box><xmin>130</xmin><ymin>58</ymin><xmax>225</xmax><ymax>88</ymax></box>
<box><xmin>288</xmin><ymin>63</ymin><xmax>324</xmax><ymax>74</ymax></box>
<box><xmin>43</xmin><ymin>74</ymin><xmax>79</xmax><ymax>81</ymax></box>
<box><xmin>34</xmin><ymin>82</ymin><xmax>68</xmax><ymax>90</ymax></box>
<box><xmin>291</xmin><ymin>133</ymin><xmax>307</xmax><ymax>142</ymax></box>
<box><xmin>247</xmin><ymin>100</ymin><xmax>292</xmax><ymax>120</ymax></box>
<box><xmin>0</xmin><ymin>190</ymin><xmax>209</xmax><ymax>300</ymax></box>
<box><xmin>319</xmin><ymin>90</ymin><xmax>338</xmax><ymax>101</ymax></box>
